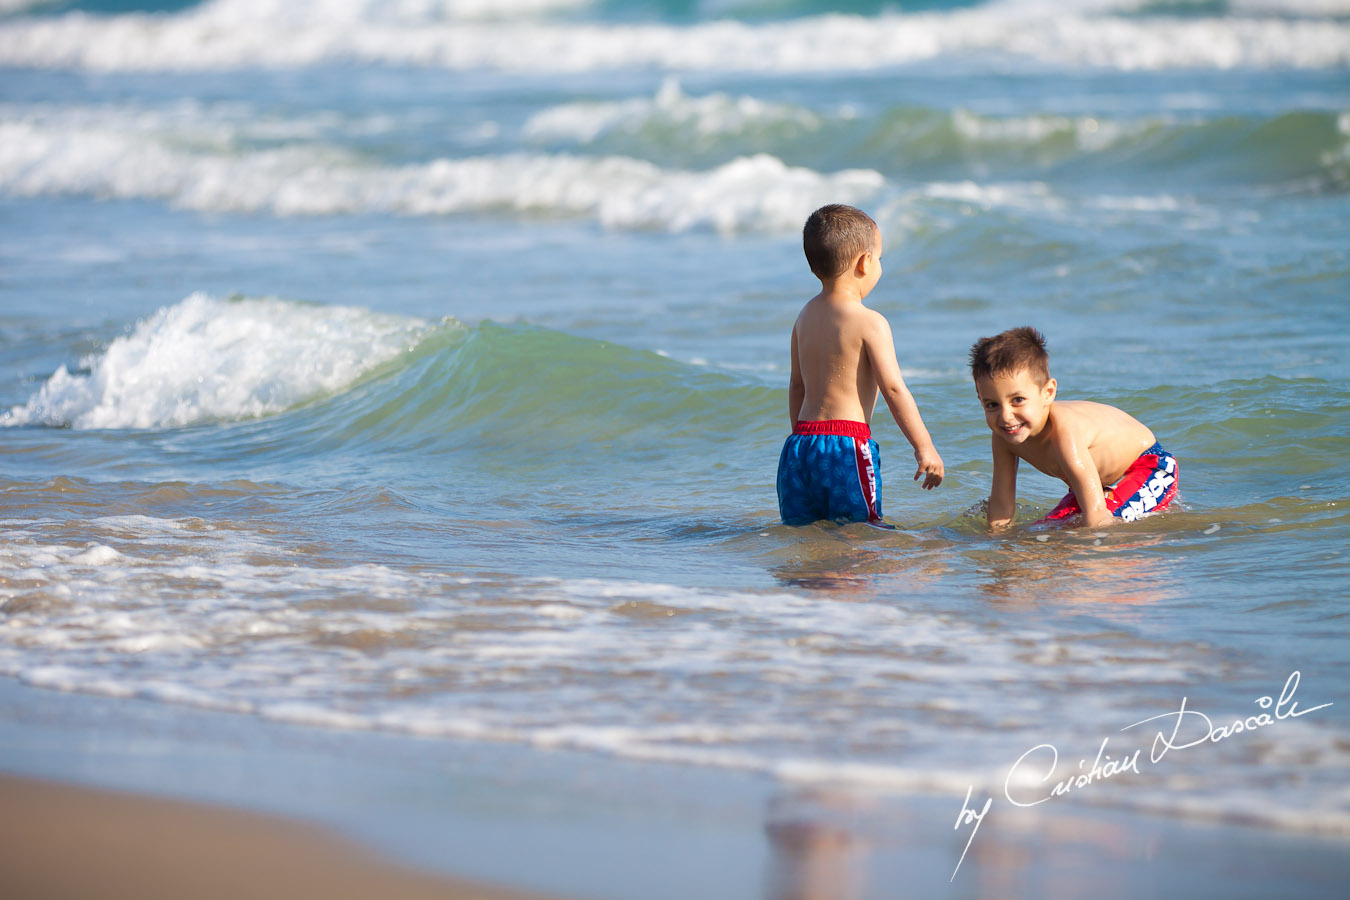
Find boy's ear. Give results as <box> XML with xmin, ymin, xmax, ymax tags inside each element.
<box><xmin>1043</xmin><ymin>377</ymin><xmax>1057</xmax><ymax>401</ymax></box>
<box><xmin>853</xmin><ymin>250</ymin><xmax>870</xmax><ymax>277</ymax></box>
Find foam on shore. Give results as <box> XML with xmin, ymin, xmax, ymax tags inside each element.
<box><xmin>1</xmin><ymin>509</ymin><xmax>1347</xmax><ymax>836</ymax></box>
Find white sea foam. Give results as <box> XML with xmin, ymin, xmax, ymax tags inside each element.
<box><xmin>1</xmin><ymin>3</ymin><xmax>1347</xmax><ymax>72</ymax></box>
<box><xmin>1</xmin><ymin>293</ymin><xmax>428</xmax><ymax>429</ymax></box>
<box><xmin>949</xmin><ymin>107</ymin><xmax>1168</xmax><ymax>153</ymax></box>
<box><xmin>0</xmin><ymin>117</ymin><xmax>884</xmax><ymax>231</ymax></box>
<box><xmin>359</xmin><ymin>0</ymin><xmax>594</xmax><ymax>18</ymax></box>
<box><xmin>0</xmin><ymin>514</ymin><xmax>1346</xmax><ymax>834</ymax></box>
<box><xmin>236</xmin><ymin>0</ymin><xmax>594</xmax><ymax>21</ymax></box>
<box><xmin>0</xmin><ymin>98</ymin><xmax>1221</xmax><ymax>233</ymax></box>
<box><xmin>918</xmin><ymin>180</ymin><xmax>1066</xmax><ymax>212</ymax></box>
<box><xmin>524</xmin><ymin>77</ymin><xmax>824</xmax><ymax>145</ymax></box>
<box><xmin>1237</xmin><ymin>0</ymin><xmax>1350</xmax><ymax>12</ymax></box>
<box><xmin>994</xmin><ymin>0</ymin><xmax>1350</xmax><ymax>13</ymax></box>
<box><xmin>0</xmin><ymin>99</ymin><xmax>406</xmax><ymax>146</ymax></box>
<box><xmin>69</xmin><ymin>544</ymin><xmax>123</xmax><ymax>566</ymax></box>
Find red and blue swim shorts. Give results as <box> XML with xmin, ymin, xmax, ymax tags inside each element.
<box><xmin>776</xmin><ymin>420</ymin><xmax>889</xmax><ymax>527</ymax></box>
<box><xmin>1041</xmin><ymin>441</ymin><xmax>1179</xmax><ymax>524</ymax></box>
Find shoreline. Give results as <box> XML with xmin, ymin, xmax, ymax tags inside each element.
<box><xmin>0</xmin><ymin>773</ymin><xmax>554</xmax><ymax>900</ymax></box>
<box><xmin>2</xmin><ymin>678</ymin><xmax>1348</xmax><ymax>900</ymax></box>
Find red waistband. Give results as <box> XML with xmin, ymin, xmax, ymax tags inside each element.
<box><xmin>792</xmin><ymin>419</ymin><xmax>871</xmax><ymax>439</ymax></box>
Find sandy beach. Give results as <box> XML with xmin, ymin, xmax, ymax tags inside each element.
<box><xmin>0</xmin><ymin>773</ymin><xmax>555</xmax><ymax>900</ymax></box>
<box><xmin>3</xmin><ymin>679</ymin><xmax>1349</xmax><ymax>900</ymax></box>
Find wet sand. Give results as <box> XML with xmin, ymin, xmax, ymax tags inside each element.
<box><xmin>3</xmin><ymin>679</ymin><xmax>1349</xmax><ymax>900</ymax></box>
<box><xmin>0</xmin><ymin>774</ymin><xmax>555</xmax><ymax>900</ymax></box>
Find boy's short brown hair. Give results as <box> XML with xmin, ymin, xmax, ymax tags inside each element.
<box><xmin>969</xmin><ymin>326</ymin><xmax>1051</xmax><ymax>384</ymax></box>
<box><xmin>803</xmin><ymin>204</ymin><xmax>878</xmax><ymax>279</ymax></box>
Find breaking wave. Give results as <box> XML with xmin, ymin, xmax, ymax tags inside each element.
<box><xmin>2</xmin><ymin>293</ymin><xmax>435</xmax><ymax>429</ymax></box>
<box><xmin>1</xmin><ymin>0</ymin><xmax>1348</xmax><ymax>72</ymax></box>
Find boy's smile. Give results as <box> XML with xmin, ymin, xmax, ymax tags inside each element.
<box><xmin>975</xmin><ymin>368</ymin><xmax>1056</xmax><ymax>445</ymax></box>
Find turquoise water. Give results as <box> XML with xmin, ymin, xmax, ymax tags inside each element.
<box><xmin>1</xmin><ymin>0</ymin><xmax>1348</xmax><ymax>844</ymax></box>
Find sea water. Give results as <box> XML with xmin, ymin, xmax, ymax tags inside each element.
<box><xmin>1</xmin><ymin>0</ymin><xmax>1348</xmax><ymax>846</ymax></box>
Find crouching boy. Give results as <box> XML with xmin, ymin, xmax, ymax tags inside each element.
<box><xmin>970</xmin><ymin>326</ymin><xmax>1178</xmax><ymax>529</ymax></box>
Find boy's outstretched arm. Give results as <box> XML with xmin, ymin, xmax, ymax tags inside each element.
<box><xmin>1055</xmin><ymin>429</ymin><xmax>1112</xmax><ymax>528</ymax></box>
<box><xmin>787</xmin><ymin>324</ymin><xmax>804</xmax><ymax>425</ymax></box>
<box><xmin>862</xmin><ymin>314</ymin><xmax>943</xmax><ymax>489</ymax></box>
<box><xmin>987</xmin><ymin>435</ymin><xmax>1018</xmax><ymax>529</ymax></box>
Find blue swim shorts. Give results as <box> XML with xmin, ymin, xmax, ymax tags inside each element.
<box><xmin>776</xmin><ymin>420</ymin><xmax>887</xmax><ymax>527</ymax></box>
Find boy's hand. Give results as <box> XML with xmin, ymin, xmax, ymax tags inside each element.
<box><xmin>913</xmin><ymin>447</ymin><xmax>944</xmax><ymax>490</ymax></box>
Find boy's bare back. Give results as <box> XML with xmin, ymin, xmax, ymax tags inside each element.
<box><xmin>790</xmin><ymin>296</ymin><xmax>888</xmax><ymax>425</ymax></box>
<box><xmin>785</xmin><ymin>208</ymin><xmax>942</xmax><ymax>491</ymax></box>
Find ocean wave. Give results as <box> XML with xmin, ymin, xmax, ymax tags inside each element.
<box><xmin>528</xmin><ymin>87</ymin><xmax>1350</xmax><ymax>189</ymax></box>
<box><xmin>323</xmin><ymin>319</ymin><xmax>781</xmax><ymax>457</ymax></box>
<box><xmin>26</xmin><ymin>0</ymin><xmax>596</xmax><ymax>22</ymax></box>
<box><xmin>8</xmin><ymin>0</ymin><xmax>1348</xmax><ymax>28</ymax></box>
<box><xmin>523</xmin><ymin>76</ymin><xmax>828</xmax><ymax>146</ymax></box>
<box><xmin>525</xmin><ymin>84</ymin><xmax>1161</xmax><ymax>165</ymax></box>
<box><xmin>5</xmin><ymin>99</ymin><xmax>1345</xmax><ymax>233</ymax></box>
<box><xmin>1</xmin><ymin>293</ymin><xmax>778</xmax><ymax>441</ymax></box>
<box><xmin>0</xmin><ymin>98</ymin><xmax>413</xmax><ymax>147</ymax></box>
<box><xmin>992</xmin><ymin>0</ymin><xmax>1350</xmax><ymax>16</ymax></box>
<box><xmin>0</xmin><ymin>116</ymin><xmax>885</xmax><ymax>229</ymax></box>
<box><xmin>896</xmin><ymin>107</ymin><xmax>1350</xmax><ymax>190</ymax></box>
<box><xmin>1</xmin><ymin>2</ymin><xmax>1347</xmax><ymax>72</ymax></box>
<box><xmin>1</xmin><ymin>293</ymin><xmax>435</xmax><ymax>429</ymax></box>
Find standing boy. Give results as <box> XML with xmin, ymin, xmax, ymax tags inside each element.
<box><xmin>776</xmin><ymin>204</ymin><xmax>944</xmax><ymax>527</ymax></box>
<box><xmin>969</xmin><ymin>326</ymin><xmax>1179</xmax><ymax>529</ymax></box>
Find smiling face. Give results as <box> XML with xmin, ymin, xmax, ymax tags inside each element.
<box><xmin>975</xmin><ymin>367</ymin><xmax>1057</xmax><ymax>444</ymax></box>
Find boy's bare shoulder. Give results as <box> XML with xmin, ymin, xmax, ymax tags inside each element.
<box><xmin>1054</xmin><ymin>400</ymin><xmax>1142</xmax><ymax>431</ymax></box>
<box><xmin>1053</xmin><ymin>398</ymin><xmax>1107</xmax><ymax>417</ymax></box>
<box><xmin>1048</xmin><ymin>400</ymin><xmax>1156</xmax><ymax>474</ymax></box>
<box><xmin>836</xmin><ymin>300</ymin><xmax>889</xmax><ymax>333</ymax></box>
<box><xmin>797</xmin><ymin>295</ymin><xmax>885</xmax><ymax>331</ymax></box>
